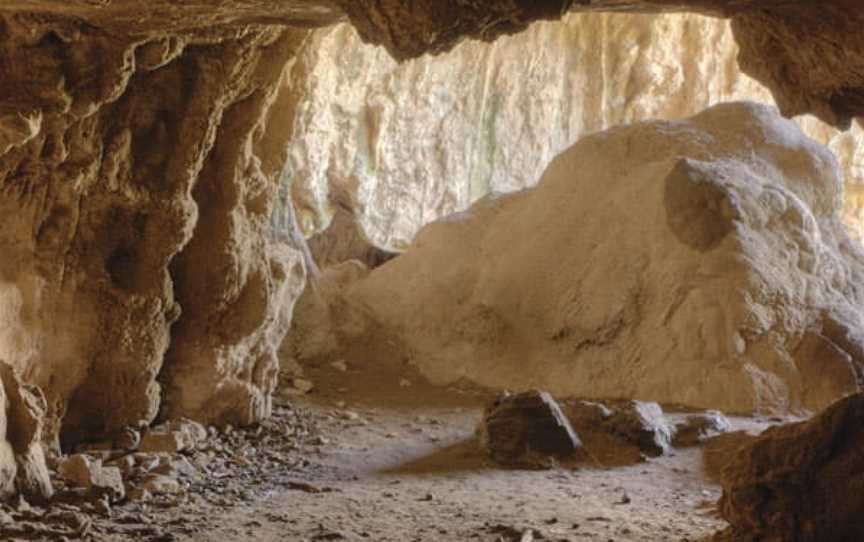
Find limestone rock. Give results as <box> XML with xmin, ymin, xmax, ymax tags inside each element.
<box><xmin>57</xmin><ymin>455</ymin><xmax>124</xmax><ymax>502</ymax></box>
<box><xmin>0</xmin><ymin>362</ymin><xmax>52</xmax><ymax>502</ymax></box>
<box><xmin>562</xmin><ymin>400</ymin><xmax>676</xmax><ymax>465</ymax></box>
<box><xmin>671</xmin><ymin>411</ymin><xmax>731</xmax><ymax>448</ymax></box>
<box><xmin>137</xmin><ymin>430</ymin><xmax>187</xmax><ymax>455</ymax></box>
<box><xmin>717</xmin><ymin>393</ymin><xmax>864</xmax><ymax>541</ymax></box>
<box><xmin>0</xmin><ymin>16</ymin><xmax>309</xmax><ymax>448</ymax></box>
<box><xmin>142</xmin><ymin>474</ymin><xmax>181</xmax><ymax>495</ymax></box>
<box><xmin>479</xmin><ymin>391</ymin><xmax>584</xmax><ymax>468</ymax></box>
<box><xmin>139</xmin><ymin>419</ymin><xmax>207</xmax><ymax>454</ymax></box>
<box><xmin>327</xmin><ymin>102</ymin><xmax>864</xmax><ymax>415</ymax></box>
<box><xmin>114</xmin><ymin>427</ymin><xmax>141</xmax><ymax>451</ymax></box>
<box><xmin>307</xmin><ymin>206</ymin><xmax>399</xmax><ymax>269</ymax></box>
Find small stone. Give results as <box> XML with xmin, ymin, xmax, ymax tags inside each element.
<box><xmin>115</xmin><ymin>427</ymin><xmax>142</xmax><ymax>451</ymax></box>
<box><xmin>672</xmin><ymin>411</ymin><xmax>732</xmax><ymax>448</ymax></box>
<box><xmin>107</xmin><ymin>454</ymin><xmax>137</xmax><ymax>475</ymax></box>
<box><xmin>293</xmin><ymin>379</ymin><xmax>315</xmax><ymax>393</ymax></box>
<box><xmin>330</xmin><ymin>361</ymin><xmax>348</xmax><ymax>372</ymax></box>
<box><xmin>57</xmin><ymin>455</ymin><xmax>125</xmax><ymax>502</ymax></box>
<box><xmin>342</xmin><ymin>411</ymin><xmax>360</xmax><ymax>421</ymax></box>
<box><xmin>399</xmin><ymin>379</ymin><xmax>411</xmax><ymax>387</ymax></box>
<box><xmin>142</xmin><ymin>474</ymin><xmax>181</xmax><ymax>495</ymax></box>
<box><xmin>138</xmin><ymin>429</ymin><xmax>188</xmax><ymax>454</ymax></box>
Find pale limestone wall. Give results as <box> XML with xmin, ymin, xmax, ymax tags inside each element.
<box><xmin>286</xmin><ymin>13</ymin><xmax>864</xmax><ymax>248</ymax></box>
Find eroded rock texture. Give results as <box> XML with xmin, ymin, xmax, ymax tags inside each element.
<box><xmin>0</xmin><ymin>361</ymin><xmax>52</xmax><ymax>502</ymax></box>
<box><xmin>0</xmin><ymin>16</ymin><xmax>307</xmax><ymax>449</ymax></box>
<box><xmin>287</xmin><ymin>14</ymin><xmax>864</xmax><ymax>251</ymax></box>
<box><xmin>294</xmin><ymin>102</ymin><xmax>864</xmax><ymax>415</ymax></box>
<box><xmin>337</xmin><ymin>0</ymin><xmax>864</xmax><ymax>130</ymax></box>
<box><xmin>717</xmin><ymin>393</ymin><xmax>864</xmax><ymax>542</ymax></box>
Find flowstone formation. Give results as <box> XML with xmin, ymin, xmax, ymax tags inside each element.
<box><xmin>0</xmin><ymin>16</ymin><xmax>308</xmax><ymax>450</ymax></box>
<box><xmin>295</xmin><ymin>102</ymin><xmax>864</xmax><ymax>416</ymax></box>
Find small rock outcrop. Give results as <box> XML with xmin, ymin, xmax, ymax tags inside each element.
<box><xmin>716</xmin><ymin>393</ymin><xmax>864</xmax><ymax>542</ymax></box>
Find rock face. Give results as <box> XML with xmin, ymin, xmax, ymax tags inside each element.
<box><xmin>337</xmin><ymin>0</ymin><xmax>864</xmax><ymax>130</ymax></box>
<box><xmin>717</xmin><ymin>393</ymin><xmax>864</xmax><ymax>542</ymax></box>
<box><xmin>311</xmin><ymin>102</ymin><xmax>864</xmax><ymax>415</ymax></box>
<box><xmin>0</xmin><ymin>16</ymin><xmax>308</xmax><ymax>449</ymax></box>
<box><xmin>287</xmin><ymin>15</ymin><xmax>864</xmax><ymax>251</ymax></box>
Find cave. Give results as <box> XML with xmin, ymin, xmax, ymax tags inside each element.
<box><xmin>1</xmin><ymin>1</ymin><xmax>864</xmax><ymax>541</ymax></box>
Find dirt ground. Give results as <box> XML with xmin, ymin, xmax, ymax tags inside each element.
<box><xmin>6</xmin><ymin>360</ymin><xmax>763</xmax><ymax>542</ymax></box>
<box><xmin>156</xmin><ymin>361</ymin><xmax>736</xmax><ymax>542</ymax></box>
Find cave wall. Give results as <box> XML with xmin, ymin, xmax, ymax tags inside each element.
<box><xmin>0</xmin><ymin>16</ymin><xmax>308</xmax><ymax>448</ymax></box>
<box><xmin>287</xmin><ymin>13</ymin><xmax>864</xmax><ymax>249</ymax></box>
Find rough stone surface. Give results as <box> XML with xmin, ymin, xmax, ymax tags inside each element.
<box><xmin>563</xmin><ymin>400</ymin><xmax>676</xmax><ymax>465</ymax></box>
<box><xmin>479</xmin><ymin>391</ymin><xmax>583</xmax><ymax>468</ymax></box>
<box><xmin>671</xmin><ymin>411</ymin><xmax>731</xmax><ymax>448</ymax></box>
<box><xmin>57</xmin><ymin>454</ymin><xmax>124</xmax><ymax>502</ymax></box>
<box><xmin>717</xmin><ymin>393</ymin><xmax>864</xmax><ymax>542</ymax></box>
<box><xmin>0</xmin><ymin>361</ymin><xmax>52</xmax><ymax>502</ymax></box>
<box><xmin>335</xmin><ymin>1</ymin><xmax>864</xmax><ymax>129</ymax></box>
<box><xmin>286</xmin><ymin>15</ymin><xmax>864</xmax><ymax>250</ymax></box>
<box><xmin>305</xmin><ymin>102</ymin><xmax>864</xmax><ymax>416</ymax></box>
<box><xmin>0</xmin><ymin>16</ymin><xmax>309</xmax><ymax>449</ymax></box>
<box><xmin>307</xmin><ymin>206</ymin><xmax>399</xmax><ymax>270</ymax></box>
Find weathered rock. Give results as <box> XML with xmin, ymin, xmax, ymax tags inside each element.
<box><xmin>141</xmin><ymin>474</ymin><xmax>181</xmax><ymax>495</ymax></box>
<box><xmin>717</xmin><ymin>393</ymin><xmax>864</xmax><ymax>541</ymax></box>
<box><xmin>0</xmin><ymin>16</ymin><xmax>309</xmax><ymax>450</ymax></box>
<box><xmin>307</xmin><ymin>205</ymin><xmax>399</xmax><ymax>269</ymax></box>
<box><xmin>138</xmin><ymin>419</ymin><xmax>207</xmax><ymax>454</ymax></box>
<box><xmin>0</xmin><ymin>362</ymin><xmax>52</xmax><ymax>502</ymax></box>
<box><xmin>114</xmin><ymin>427</ymin><xmax>141</xmax><ymax>451</ymax></box>
<box><xmin>672</xmin><ymin>411</ymin><xmax>731</xmax><ymax>448</ymax></box>
<box><xmin>562</xmin><ymin>400</ymin><xmax>675</xmax><ymax>466</ymax></box>
<box><xmin>57</xmin><ymin>455</ymin><xmax>124</xmax><ymax>502</ymax></box>
<box><xmin>138</xmin><ymin>430</ymin><xmax>188</xmax><ymax>455</ymax></box>
<box><xmin>479</xmin><ymin>391</ymin><xmax>583</xmax><ymax>468</ymax></box>
<box><xmin>321</xmin><ymin>102</ymin><xmax>864</xmax><ymax>416</ymax></box>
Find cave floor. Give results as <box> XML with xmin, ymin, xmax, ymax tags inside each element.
<box><xmin>100</xmin><ymin>362</ymin><xmax>735</xmax><ymax>542</ymax></box>
<box><xmin>29</xmin><ymin>362</ymin><xmax>750</xmax><ymax>542</ymax></box>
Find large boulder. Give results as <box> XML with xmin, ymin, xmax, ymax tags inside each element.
<box><xmin>322</xmin><ymin>102</ymin><xmax>864</xmax><ymax>416</ymax></box>
<box><xmin>716</xmin><ymin>393</ymin><xmax>864</xmax><ymax>542</ymax></box>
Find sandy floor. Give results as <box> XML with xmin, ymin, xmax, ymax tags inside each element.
<box><xmin>176</xmin><ymin>362</ymin><xmax>731</xmax><ymax>542</ymax></box>
<box><xmin>11</xmin><ymin>362</ymin><xmax>757</xmax><ymax>542</ymax></box>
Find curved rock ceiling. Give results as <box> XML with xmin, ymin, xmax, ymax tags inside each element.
<box><xmin>1</xmin><ymin>1</ymin><xmax>863</xmax><ymax>128</ymax></box>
